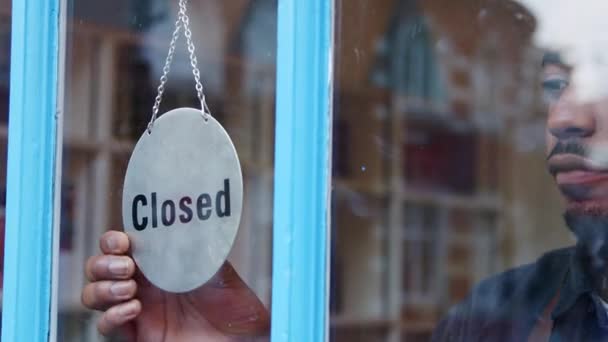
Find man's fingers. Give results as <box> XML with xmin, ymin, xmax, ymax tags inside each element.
<box><xmin>85</xmin><ymin>255</ymin><xmax>136</xmax><ymax>282</ymax></box>
<box><xmin>97</xmin><ymin>299</ymin><xmax>142</xmax><ymax>336</ymax></box>
<box><xmin>81</xmin><ymin>280</ymin><xmax>137</xmax><ymax>310</ymax></box>
<box><xmin>99</xmin><ymin>230</ymin><xmax>130</xmax><ymax>255</ymax></box>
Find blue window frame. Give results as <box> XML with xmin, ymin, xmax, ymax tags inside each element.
<box><xmin>272</xmin><ymin>0</ymin><xmax>334</xmax><ymax>340</ymax></box>
<box><xmin>2</xmin><ymin>0</ymin><xmax>334</xmax><ymax>340</ymax></box>
<box><xmin>2</xmin><ymin>0</ymin><xmax>61</xmax><ymax>341</ymax></box>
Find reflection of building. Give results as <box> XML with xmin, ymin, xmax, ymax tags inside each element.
<box><xmin>330</xmin><ymin>0</ymin><xmax>569</xmax><ymax>341</ymax></box>
<box><xmin>56</xmin><ymin>1</ymin><xmax>277</xmax><ymax>341</ymax></box>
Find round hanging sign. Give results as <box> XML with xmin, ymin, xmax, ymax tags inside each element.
<box><xmin>122</xmin><ymin>108</ymin><xmax>243</xmax><ymax>293</ymax></box>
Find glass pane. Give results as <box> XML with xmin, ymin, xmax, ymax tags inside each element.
<box><xmin>331</xmin><ymin>0</ymin><xmax>607</xmax><ymax>340</ymax></box>
<box><xmin>58</xmin><ymin>1</ymin><xmax>275</xmax><ymax>340</ymax></box>
<box><xmin>0</xmin><ymin>0</ymin><xmax>10</xmax><ymax>335</ymax></box>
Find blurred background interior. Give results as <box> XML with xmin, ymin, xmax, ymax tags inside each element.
<box><xmin>0</xmin><ymin>0</ymin><xmax>578</xmax><ymax>341</ymax></box>
<box><xmin>58</xmin><ymin>0</ymin><xmax>276</xmax><ymax>340</ymax></box>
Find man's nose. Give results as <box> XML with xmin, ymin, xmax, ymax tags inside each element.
<box><xmin>547</xmin><ymin>93</ymin><xmax>597</xmax><ymax>140</ymax></box>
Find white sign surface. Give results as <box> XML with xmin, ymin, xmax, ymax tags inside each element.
<box><xmin>122</xmin><ymin>108</ymin><xmax>243</xmax><ymax>293</ymax></box>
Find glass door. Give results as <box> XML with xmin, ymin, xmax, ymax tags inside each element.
<box><xmin>2</xmin><ymin>0</ymin><xmax>335</xmax><ymax>341</ymax></box>
<box><xmin>329</xmin><ymin>1</ymin><xmax>608</xmax><ymax>341</ymax></box>
<box><xmin>0</xmin><ymin>0</ymin><xmax>334</xmax><ymax>341</ymax></box>
<box><xmin>58</xmin><ymin>1</ymin><xmax>276</xmax><ymax>340</ymax></box>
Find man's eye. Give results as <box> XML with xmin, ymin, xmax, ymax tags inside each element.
<box><xmin>542</xmin><ymin>78</ymin><xmax>569</xmax><ymax>101</ymax></box>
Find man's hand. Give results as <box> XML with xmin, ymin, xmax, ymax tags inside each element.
<box><xmin>81</xmin><ymin>230</ymin><xmax>270</xmax><ymax>341</ymax></box>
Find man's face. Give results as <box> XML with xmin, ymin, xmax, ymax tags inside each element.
<box><xmin>545</xmin><ymin>62</ymin><xmax>608</xmax><ymax>218</ymax></box>
<box><xmin>544</xmin><ymin>58</ymin><xmax>608</xmax><ymax>270</ymax></box>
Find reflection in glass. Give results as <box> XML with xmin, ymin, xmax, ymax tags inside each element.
<box><xmin>58</xmin><ymin>1</ymin><xmax>276</xmax><ymax>340</ymax></box>
<box><xmin>330</xmin><ymin>0</ymin><xmax>594</xmax><ymax>340</ymax></box>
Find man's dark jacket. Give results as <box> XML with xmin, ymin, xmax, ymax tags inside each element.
<box><xmin>432</xmin><ymin>246</ymin><xmax>608</xmax><ymax>341</ymax></box>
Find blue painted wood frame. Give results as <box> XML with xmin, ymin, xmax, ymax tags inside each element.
<box><xmin>271</xmin><ymin>0</ymin><xmax>334</xmax><ymax>340</ymax></box>
<box><xmin>2</xmin><ymin>0</ymin><xmax>60</xmax><ymax>341</ymax></box>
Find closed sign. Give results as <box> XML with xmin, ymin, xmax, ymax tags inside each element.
<box><xmin>122</xmin><ymin>108</ymin><xmax>243</xmax><ymax>293</ymax></box>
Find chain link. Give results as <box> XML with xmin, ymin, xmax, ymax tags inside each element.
<box><xmin>148</xmin><ymin>0</ymin><xmax>210</xmax><ymax>133</ymax></box>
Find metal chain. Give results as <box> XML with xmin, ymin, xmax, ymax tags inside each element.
<box><xmin>148</xmin><ymin>0</ymin><xmax>210</xmax><ymax>133</ymax></box>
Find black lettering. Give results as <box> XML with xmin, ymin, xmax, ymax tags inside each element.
<box><xmin>179</xmin><ymin>196</ymin><xmax>193</xmax><ymax>223</ymax></box>
<box><xmin>197</xmin><ymin>193</ymin><xmax>212</xmax><ymax>220</ymax></box>
<box><xmin>216</xmin><ymin>179</ymin><xmax>231</xmax><ymax>218</ymax></box>
<box><xmin>161</xmin><ymin>200</ymin><xmax>176</xmax><ymax>226</ymax></box>
<box><xmin>151</xmin><ymin>192</ymin><xmax>158</xmax><ymax>228</ymax></box>
<box><xmin>132</xmin><ymin>194</ymin><xmax>148</xmax><ymax>231</ymax></box>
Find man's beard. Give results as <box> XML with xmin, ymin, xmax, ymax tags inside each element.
<box><xmin>549</xmin><ymin>138</ymin><xmax>608</xmax><ymax>285</ymax></box>
<box><xmin>565</xmin><ymin>206</ymin><xmax>608</xmax><ymax>278</ymax></box>
<box><xmin>550</xmin><ymin>139</ymin><xmax>608</xmax><ymax>277</ymax></box>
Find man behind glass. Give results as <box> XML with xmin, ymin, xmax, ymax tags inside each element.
<box><xmin>432</xmin><ymin>50</ymin><xmax>608</xmax><ymax>341</ymax></box>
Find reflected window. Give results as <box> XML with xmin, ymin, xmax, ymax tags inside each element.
<box><xmin>402</xmin><ymin>204</ymin><xmax>442</xmax><ymax>305</ymax></box>
<box><xmin>371</xmin><ymin>0</ymin><xmax>448</xmax><ymax>112</ymax></box>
